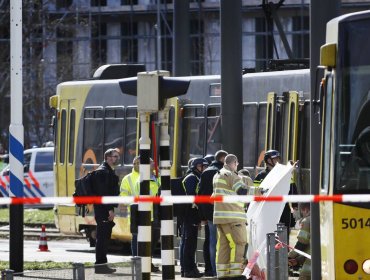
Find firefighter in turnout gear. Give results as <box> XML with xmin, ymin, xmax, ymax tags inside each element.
<box><xmin>213</xmin><ymin>154</ymin><xmax>249</xmax><ymax>279</ymax></box>
<box><xmin>288</xmin><ymin>203</ymin><xmax>311</xmax><ymax>280</ymax></box>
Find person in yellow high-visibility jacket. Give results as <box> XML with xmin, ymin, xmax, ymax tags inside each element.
<box><xmin>213</xmin><ymin>154</ymin><xmax>249</xmax><ymax>280</ymax></box>
<box><xmin>120</xmin><ymin>156</ymin><xmax>160</xmax><ymax>272</ymax></box>
<box><xmin>120</xmin><ymin>156</ymin><xmax>140</xmax><ymax>197</ymax></box>
<box><xmin>119</xmin><ymin>156</ymin><xmax>140</xmax><ymax>256</ymax></box>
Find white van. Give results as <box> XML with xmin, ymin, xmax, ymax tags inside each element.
<box><xmin>0</xmin><ymin>147</ymin><xmax>54</xmax><ymax>206</ymax></box>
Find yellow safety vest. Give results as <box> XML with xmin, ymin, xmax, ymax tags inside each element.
<box><xmin>120</xmin><ymin>169</ymin><xmax>140</xmax><ymax>196</ymax></box>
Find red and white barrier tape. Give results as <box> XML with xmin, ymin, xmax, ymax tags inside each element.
<box><xmin>1</xmin><ymin>194</ymin><xmax>370</xmax><ymax>205</ymax></box>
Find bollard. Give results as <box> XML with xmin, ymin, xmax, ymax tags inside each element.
<box><xmin>276</xmin><ymin>224</ymin><xmax>288</xmax><ymax>280</ymax></box>
<box><xmin>1</xmin><ymin>269</ymin><xmax>14</xmax><ymax>280</ymax></box>
<box><xmin>266</xmin><ymin>232</ymin><xmax>277</xmax><ymax>280</ymax></box>
<box><xmin>131</xmin><ymin>256</ymin><xmax>142</xmax><ymax>280</ymax></box>
<box><xmin>72</xmin><ymin>263</ymin><xmax>85</xmax><ymax>280</ymax></box>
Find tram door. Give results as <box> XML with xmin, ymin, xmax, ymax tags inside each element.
<box><xmin>265</xmin><ymin>91</ymin><xmax>300</xmax><ymax>164</ymax></box>
<box><xmin>57</xmin><ymin>99</ymin><xmax>77</xmax><ymax>198</ymax></box>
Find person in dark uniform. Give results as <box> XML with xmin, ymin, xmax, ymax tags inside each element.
<box><xmin>181</xmin><ymin>157</ymin><xmax>208</xmax><ymax>278</ymax></box>
<box><xmin>253</xmin><ymin>150</ymin><xmax>298</xmax><ymax>232</ymax></box>
<box><xmin>92</xmin><ymin>148</ymin><xmax>120</xmax><ymax>274</ymax></box>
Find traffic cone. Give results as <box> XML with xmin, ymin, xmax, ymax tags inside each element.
<box><xmin>38</xmin><ymin>224</ymin><xmax>49</xmax><ymax>252</ymax></box>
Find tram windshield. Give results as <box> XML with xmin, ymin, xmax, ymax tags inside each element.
<box><xmin>335</xmin><ymin>17</ymin><xmax>370</xmax><ymax>194</ymax></box>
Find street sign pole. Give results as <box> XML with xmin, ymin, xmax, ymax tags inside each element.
<box><xmin>9</xmin><ymin>0</ymin><xmax>24</xmax><ymax>273</ymax></box>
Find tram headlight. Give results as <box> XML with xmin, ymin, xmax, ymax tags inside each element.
<box><xmin>344</xmin><ymin>259</ymin><xmax>358</xmax><ymax>274</ymax></box>
<box><xmin>362</xmin><ymin>259</ymin><xmax>370</xmax><ymax>274</ymax></box>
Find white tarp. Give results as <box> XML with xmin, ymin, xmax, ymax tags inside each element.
<box><xmin>246</xmin><ymin>162</ymin><xmax>294</xmax><ymax>270</ymax></box>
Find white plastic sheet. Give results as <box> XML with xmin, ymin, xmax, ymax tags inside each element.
<box><xmin>246</xmin><ymin>163</ymin><xmax>294</xmax><ymax>269</ymax></box>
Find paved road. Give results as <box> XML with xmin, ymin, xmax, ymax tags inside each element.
<box><xmin>0</xmin><ymin>233</ymin><xmax>300</xmax><ymax>279</ymax></box>
<box><xmin>0</xmin><ymin>238</ymin><xmax>126</xmax><ymax>264</ymax></box>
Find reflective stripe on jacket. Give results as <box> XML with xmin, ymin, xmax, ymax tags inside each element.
<box><xmin>213</xmin><ymin>165</ymin><xmax>247</xmax><ymax>224</ymax></box>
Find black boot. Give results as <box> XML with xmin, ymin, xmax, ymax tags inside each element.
<box><xmin>95</xmin><ymin>264</ymin><xmax>116</xmax><ymax>274</ymax></box>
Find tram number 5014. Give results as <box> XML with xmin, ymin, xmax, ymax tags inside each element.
<box><xmin>342</xmin><ymin>218</ymin><xmax>370</xmax><ymax>229</ymax></box>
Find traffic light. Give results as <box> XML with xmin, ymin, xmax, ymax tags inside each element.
<box><xmin>119</xmin><ymin>71</ymin><xmax>190</xmax><ymax>111</ymax></box>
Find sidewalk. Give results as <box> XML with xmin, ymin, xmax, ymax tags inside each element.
<box><xmin>7</xmin><ymin>263</ymin><xmax>215</xmax><ymax>280</ymax></box>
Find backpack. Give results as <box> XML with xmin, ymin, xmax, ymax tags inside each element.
<box><xmin>73</xmin><ymin>171</ymin><xmax>96</xmax><ymax>217</ymax></box>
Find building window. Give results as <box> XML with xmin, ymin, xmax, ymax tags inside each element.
<box><xmin>56</xmin><ymin>0</ymin><xmax>73</xmax><ymax>9</ymax></box>
<box><xmin>121</xmin><ymin>22</ymin><xmax>138</xmax><ymax>63</ymax></box>
<box><xmin>190</xmin><ymin>19</ymin><xmax>204</xmax><ymax>75</ymax></box>
<box><xmin>292</xmin><ymin>16</ymin><xmax>309</xmax><ymax>58</ymax></box>
<box><xmin>91</xmin><ymin>0</ymin><xmax>107</xmax><ymax>6</ymax></box>
<box><xmin>57</xmin><ymin>27</ymin><xmax>73</xmax><ymax>82</ymax></box>
<box><xmin>121</xmin><ymin>0</ymin><xmax>138</xmax><ymax>4</ymax></box>
<box><xmin>91</xmin><ymin>22</ymin><xmax>107</xmax><ymax>70</ymax></box>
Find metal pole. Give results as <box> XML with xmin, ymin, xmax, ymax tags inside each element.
<box><xmin>1</xmin><ymin>270</ymin><xmax>14</xmax><ymax>280</ymax></box>
<box><xmin>220</xmin><ymin>0</ymin><xmax>243</xmax><ymax>165</ymax></box>
<box><xmin>72</xmin><ymin>263</ymin><xmax>85</xmax><ymax>280</ymax></box>
<box><xmin>266</xmin><ymin>232</ymin><xmax>276</xmax><ymax>280</ymax></box>
<box><xmin>173</xmin><ymin>0</ymin><xmax>190</xmax><ymax>76</ymax></box>
<box><xmin>156</xmin><ymin>0</ymin><xmax>162</xmax><ymax>69</ymax></box>
<box><xmin>138</xmin><ymin>113</ymin><xmax>152</xmax><ymax>280</ymax></box>
<box><xmin>131</xmin><ymin>257</ymin><xmax>142</xmax><ymax>280</ymax></box>
<box><xmin>9</xmin><ymin>0</ymin><xmax>24</xmax><ymax>273</ymax></box>
<box><xmin>276</xmin><ymin>224</ymin><xmax>288</xmax><ymax>280</ymax></box>
<box><xmin>158</xmin><ymin>108</ymin><xmax>175</xmax><ymax>279</ymax></box>
<box><xmin>310</xmin><ymin>1</ymin><xmax>339</xmax><ymax>279</ymax></box>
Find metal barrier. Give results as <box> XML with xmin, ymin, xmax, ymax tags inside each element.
<box><xmin>266</xmin><ymin>224</ymin><xmax>288</xmax><ymax>280</ymax></box>
<box><xmin>1</xmin><ymin>263</ymin><xmax>86</xmax><ymax>280</ymax></box>
<box><xmin>1</xmin><ymin>270</ymin><xmax>13</xmax><ymax>280</ymax></box>
<box><xmin>131</xmin><ymin>256</ymin><xmax>142</xmax><ymax>280</ymax></box>
<box><xmin>72</xmin><ymin>263</ymin><xmax>85</xmax><ymax>280</ymax></box>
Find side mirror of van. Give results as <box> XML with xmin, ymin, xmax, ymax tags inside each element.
<box><xmin>3</xmin><ymin>169</ymin><xmax>9</xmax><ymax>176</ymax></box>
<box><xmin>24</xmin><ymin>164</ymin><xmax>29</xmax><ymax>173</ymax></box>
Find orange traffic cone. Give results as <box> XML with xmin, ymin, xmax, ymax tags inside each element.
<box><xmin>38</xmin><ymin>224</ymin><xmax>49</xmax><ymax>252</ymax></box>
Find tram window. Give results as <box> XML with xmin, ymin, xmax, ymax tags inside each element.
<box><xmin>243</xmin><ymin>103</ymin><xmax>258</xmax><ymax>167</ymax></box>
<box><xmin>60</xmin><ymin>110</ymin><xmax>66</xmax><ymax>164</ymax></box>
<box><xmin>104</xmin><ymin>107</ymin><xmax>124</xmax><ymax>162</ymax></box>
<box><xmin>334</xmin><ymin>19</ymin><xmax>370</xmax><ymax>193</ymax></box>
<box><xmin>180</xmin><ymin>105</ymin><xmax>206</xmax><ymax>165</ymax></box>
<box><xmin>124</xmin><ymin>107</ymin><xmax>137</xmax><ymax>165</ymax></box>
<box><xmin>68</xmin><ymin>109</ymin><xmax>76</xmax><ymax>165</ymax></box>
<box><xmin>297</xmin><ymin>102</ymin><xmax>310</xmax><ymax>195</ymax></box>
<box><xmin>257</xmin><ymin>103</ymin><xmax>267</xmax><ymax>167</ymax></box>
<box><xmin>169</xmin><ymin>106</ymin><xmax>175</xmax><ymax>163</ymax></box>
<box><xmin>83</xmin><ymin>108</ymin><xmax>104</xmax><ymax>164</ymax></box>
<box><xmin>206</xmin><ymin>105</ymin><xmax>221</xmax><ymax>156</ymax></box>
<box><xmin>288</xmin><ymin>102</ymin><xmax>295</xmax><ymax>161</ymax></box>
<box><xmin>266</xmin><ymin>103</ymin><xmax>273</xmax><ymax>152</ymax></box>
<box><xmin>298</xmin><ymin>102</ymin><xmax>310</xmax><ymax>169</ymax></box>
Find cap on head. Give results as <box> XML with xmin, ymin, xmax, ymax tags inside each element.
<box><xmin>264</xmin><ymin>150</ymin><xmax>280</xmax><ymax>162</ymax></box>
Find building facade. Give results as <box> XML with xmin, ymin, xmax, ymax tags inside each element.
<box><xmin>0</xmin><ymin>0</ymin><xmax>370</xmax><ymax>148</ymax></box>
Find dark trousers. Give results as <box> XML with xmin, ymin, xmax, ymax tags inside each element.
<box><xmin>203</xmin><ymin>224</ymin><xmax>212</xmax><ymax>273</ymax></box>
<box><xmin>95</xmin><ymin>220</ymin><xmax>113</xmax><ymax>264</ymax></box>
<box><xmin>181</xmin><ymin>220</ymin><xmax>199</xmax><ymax>273</ymax></box>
